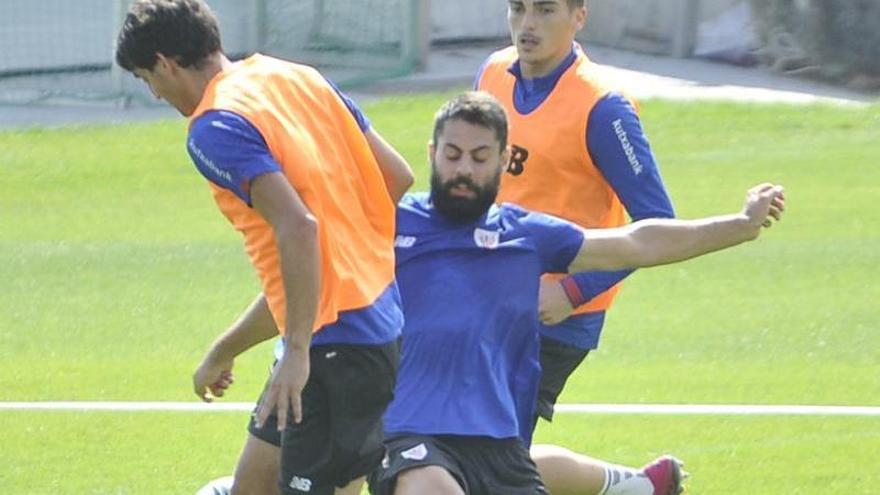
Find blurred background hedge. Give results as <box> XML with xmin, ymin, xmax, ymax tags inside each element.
<box><xmin>751</xmin><ymin>0</ymin><xmax>879</xmax><ymax>86</ymax></box>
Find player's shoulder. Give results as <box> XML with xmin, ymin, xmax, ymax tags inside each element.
<box><xmin>188</xmin><ymin>110</ymin><xmax>265</xmax><ymax>150</ymax></box>
<box><xmin>569</xmin><ymin>49</ymin><xmax>628</xmax><ymax>95</ymax></box>
<box><xmin>399</xmin><ymin>192</ymin><xmax>430</xmax><ymax>210</ymax></box>
<box><xmin>498</xmin><ymin>202</ymin><xmax>576</xmax><ymax>232</ymax></box>
<box><xmin>497</xmin><ymin>201</ymin><xmax>530</xmax><ymax>218</ymax></box>
<box><xmin>484</xmin><ymin>46</ymin><xmax>519</xmax><ymax>67</ymax></box>
<box><xmin>496</xmin><ymin>202</ymin><xmax>546</xmax><ymax>229</ymax></box>
<box><xmin>397</xmin><ymin>192</ymin><xmax>433</xmax><ymax>221</ymax></box>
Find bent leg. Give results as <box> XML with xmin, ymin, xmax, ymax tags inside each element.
<box><xmin>231</xmin><ymin>433</ymin><xmax>281</xmax><ymax>495</ymax></box>
<box><xmin>531</xmin><ymin>444</ymin><xmax>606</xmax><ymax>495</ymax></box>
<box><xmin>395</xmin><ymin>466</ymin><xmax>465</xmax><ymax>495</ymax></box>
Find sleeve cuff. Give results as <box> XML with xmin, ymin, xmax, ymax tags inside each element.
<box><xmin>560</xmin><ymin>276</ymin><xmax>588</xmax><ymax>307</ymax></box>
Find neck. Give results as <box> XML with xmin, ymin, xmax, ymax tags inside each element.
<box><xmin>180</xmin><ymin>52</ymin><xmax>233</xmax><ymax>116</ymax></box>
<box><xmin>520</xmin><ymin>44</ymin><xmax>572</xmax><ymax>79</ymax></box>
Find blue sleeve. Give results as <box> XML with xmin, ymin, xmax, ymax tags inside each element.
<box><xmin>187</xmin><ymin>110</ymin><xmax>282</xmax><ymax>206</ymax></box>
<box><xmin>587</xmin><ymin>93</ymin><xmax>675</xmax><ymax>221</ymax></box>
<box><xmin>517</xmin><ymin>208</ymin><xmax>584</xmax><ymax>274</ymax></box>
<box><xmin>324</xmin><ymin>77</ymin><xmax>371</xmax><ymax>132</ymax></box>
<box><xmin>565</xmin><ymin>94</ymin><xmax>677</xmax><ymax>305</ymax></box>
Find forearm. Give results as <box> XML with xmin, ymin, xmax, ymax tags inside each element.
<box><xmin>208</xmin><ymin>294</ymin><xmax>278</xmax><ymax>360</ymax></box>
<box><xmin>366</xmin><ymin>129</ymin><xmax>414</xmax><ymax>203</ymax></box>
<box><xmin>620</xmin><ymin>214</ymin><xmax>757</xmax><ymax>269</ymax></box>
<box><xmin>276</xmin><ymin>218</ymin><xmax>320</xmax><ymax>353</ymax></box>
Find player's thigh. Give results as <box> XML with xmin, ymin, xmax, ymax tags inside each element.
<box><xmin>368</xmin><ymin>436</ymin><xmax>467</xmax><ymax>495</ymax></box>
<box><xmin>280</xmin><ymin>342</ymin><xmax>398</xmax><ymax>494</ymax></box>
<box><xmin>232</xmin><ymin>432</ymin><xmax>281</xmax><ymax>495</ymax></box>
<box><xmin>395</xmin><ymin>466</ymin><xmax>464</xmax><ymax>495</ymax></box>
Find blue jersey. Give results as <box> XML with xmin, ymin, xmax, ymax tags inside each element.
<box><xmin>384</xmin><ymin>193</ymin><xmax>583</xmax><ymax>444</ymax></box>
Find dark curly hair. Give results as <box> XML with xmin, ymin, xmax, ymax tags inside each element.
<box><xmin>115</xmin><ymin>0</ymin><xmax>222</xmax><ymax>72</ymax></box>
<box><xmin>432</xmin><ymin>92</ymin><xmax>509</xmax><ymax>151</ymax></box>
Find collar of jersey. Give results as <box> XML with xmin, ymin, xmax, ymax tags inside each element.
<box><xmin>507</xmin><ymin>44</ymin><xmax>578</xmax><ymax>94</ymax></box>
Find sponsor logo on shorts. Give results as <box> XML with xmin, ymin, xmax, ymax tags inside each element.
<box><xmin>474</xmin><ymin>228</ymin><xmax>500</xmax><ymax>249</ymax></box>
<box><xmin>400</xmin><ymin>443</ymin><xmax>428</xmax><ymax>461</ymax></box>
<box><xmin>289</xmin><ymin>476</ymin><xmax>312</xmax><ymax>492</ymax></box>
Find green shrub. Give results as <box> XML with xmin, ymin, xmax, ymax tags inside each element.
<box><xmin>751</xmin><ymin>0</ymin><xmax>880</xmax><ymax>77</ymax></box>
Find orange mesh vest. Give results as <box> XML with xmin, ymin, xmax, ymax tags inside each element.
<box><xmin>478</xmin><ymin>46</ymin><xmax>631</xmax><ymax>314</ymax></box>
<box><xmin>189</xmin><ymin>54</ymin><xmax>396</xmax><ymax>335</ymax></box>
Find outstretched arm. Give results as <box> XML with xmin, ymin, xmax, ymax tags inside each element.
<box><xmin>568</xmin><ymin>184</ymin><xmax>785</xmax><ymax>273</ymax></box>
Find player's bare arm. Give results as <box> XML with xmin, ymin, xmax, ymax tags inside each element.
<box><xmin>366</xmin><ymin>128</ymin><xmax>415</xmax><ymax>203</ymax></box>
<box><xmin>193</xmin><ymin>294</ymin><xmax>278</xmax><ymax>402</ymax></box>
<box><xmin>568</xmin><ymin>183</ymin><xmax>785</xmax><ymax>273</ymax></box>
<box><xmin>249</xmin><ymin>172</ymin><xmax>320</xmax><ymax>431</ymax></box>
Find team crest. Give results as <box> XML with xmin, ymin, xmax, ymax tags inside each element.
<box><xmin>473</xmin><ymin>228</ymin><xmax>500</xmax><ymax>249</ymax></box>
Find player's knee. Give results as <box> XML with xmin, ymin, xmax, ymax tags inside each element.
<box><xmin>394</xmin><ymin>466</ymin><xmax>463</xmax><ymax>495</ymax></box>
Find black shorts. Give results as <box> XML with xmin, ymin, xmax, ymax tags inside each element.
<box><xmin>247</xmin><ymin>341</ymin><xmax>399</xmax><ymax>495</ymax></box>
<box><xmin>535</xmin><ymin>336</ymin><xmax>590</xmax><ymax>423</ymax></box>
<box><xmin>368</xmin><ymin>435</ymin><xmax>547</xmax><ymax>495</ymax></box>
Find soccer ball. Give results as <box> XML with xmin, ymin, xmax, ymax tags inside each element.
<box><xmin>195</xmin><ymin>476</ymin><xmax>234</xmax><ymax>495</ymax></box>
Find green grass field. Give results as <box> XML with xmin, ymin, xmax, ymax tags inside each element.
<box><xmin>1</xmin><ymin>95</ymin><xmax>878</xmax><ymax>494</ymax></box>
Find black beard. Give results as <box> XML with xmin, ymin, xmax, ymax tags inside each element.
<box><xmin>429</xmin><ymin>168</ymin><xmax>500</xmax><ymax>224</ymax></box>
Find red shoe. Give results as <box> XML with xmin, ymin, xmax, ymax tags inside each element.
<box><xmin>641</xmin><ymin>456</ymin><xmax>686</xmax><ymax>495</ymax></box>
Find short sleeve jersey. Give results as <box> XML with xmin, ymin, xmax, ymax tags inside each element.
<box><xmin>384</xmin><ymin>193</ymin><xmax>584</xmax><ymax>445</ymax></box>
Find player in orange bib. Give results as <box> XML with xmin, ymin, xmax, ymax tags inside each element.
<box><xmin>477</xmin><ymin>1</ymin><xmax>683</xmax><ymax>494</ymax></box>
<box><xmin>115</xmin><ymin>1</ymin><xmax>413</xmax><ymax>494</ymax></box>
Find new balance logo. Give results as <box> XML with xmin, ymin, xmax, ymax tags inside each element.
<box><xmin>395</xmin><ymin>235</ymin><xmax>417</xmax><ymax>248</ymax></box>
<box><xmin>289</xmin><ymin>476</ymin><xmax>312</xmax><ymax>492</ymax></box>
<box><xmin>401</xmin><ymin>443</ymin><xmax>428</xmax><ymax>461</ymax></box>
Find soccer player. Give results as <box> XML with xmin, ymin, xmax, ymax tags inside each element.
<box><xmin>369</xmin><ymin>92</ymin><xmax>784</xmax><ymax>495</ymax></box>
<box><xmin>115</xmin><ymin>1</ymin><xmax>414</xmax><ymax>494</ymax></box>
<box><xmin>475</xmin><ymin>1</ymin><xmax>682</xmax><ymax>492</ymax></box>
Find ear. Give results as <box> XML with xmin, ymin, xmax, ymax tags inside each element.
<box><xmin>573</xmin><ymin>5</ymin><xmax>587</xmax><ymax>31</ymax></box>
<box><xmin>154</xmin><ymin>53</ymin><xmax>180</xmax><ymax>74</ymax></box>
<box><xmin>500</xmin><ymin>146</ymin><xmax>511</xmax><ymax>169</ymax></box>
<box><xmin>427</xmin><ymin>140</ymin><xmax>436</xmax><ymax>163</ymax></box>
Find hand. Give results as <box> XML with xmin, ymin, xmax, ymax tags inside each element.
<box><xmin>254</xmin><ymin>347</ymin><xmax>310</xmax><ymax>431</ymax></box>
<box><xmin>742</xmin><ymin>183</ymin><xmax>786</xmax><ymax>236</ymax></box>
<box><xmin>193</xmin><ymin>351</ymin><xmax>235</xmax><ymax>403</ymax></box>
<box><xmin>538</xmin><ymin>279</ymin><xmax>576</xmax><ymax>325</ymax></box>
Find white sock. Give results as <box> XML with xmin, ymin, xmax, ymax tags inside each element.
<box><xmin>195</xmin><ymin>476</ymin><xmax>234</xmax><ymax>495</ymax></box>
<box><xmin>600</xmin><ymin>465</ymin><xmax>654</xmax><ymax>495</ymax></box>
